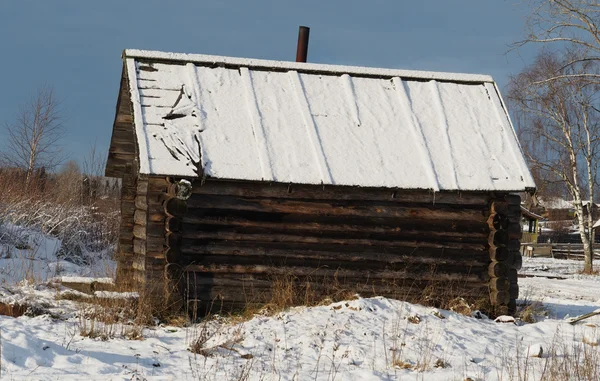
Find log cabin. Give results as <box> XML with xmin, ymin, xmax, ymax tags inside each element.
<box><xmin>105</xmin><ymin>49</ymin><xmax>536</xmax><ymax>315</ymax></box>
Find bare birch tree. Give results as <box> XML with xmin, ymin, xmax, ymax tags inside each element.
<box><xmin>515</xmin><ymin>0</ymin><xmax>600</xmax><ymax>81</ymax></box>
<box><xmin>1</xmin><ymin>86</ymin><xmax>64</xmax><ymax>185</ymax></box>
<box><xmin>508</xmin><ymin>51</ymin><xmax>600</xmax><ymax>272</ymax></box>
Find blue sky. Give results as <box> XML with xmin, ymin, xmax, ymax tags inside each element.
<box><xmin>0</xmin><ymin>0</ymin><xmax>538</xmax><ymax>171</ymax></box>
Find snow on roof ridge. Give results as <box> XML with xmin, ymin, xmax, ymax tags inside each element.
<box><xmin>123</xmin><ymin>49</ymin><xmax>495</xmax><ymax>83</ymax></box>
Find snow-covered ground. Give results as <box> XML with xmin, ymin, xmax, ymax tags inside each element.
<box><xmin>1</xmin><ymin>228</ymin><xmax>599</xmax><ymax>380</ymax></box>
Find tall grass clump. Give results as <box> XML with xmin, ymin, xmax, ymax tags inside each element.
<box><xmin>0</xmin><ymin>164</ymin><xmax>120</xmax><ymax>270</ymax></box>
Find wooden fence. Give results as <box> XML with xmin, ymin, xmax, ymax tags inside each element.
<box><xmin>521</xmin><ymin>243</ymin><xmax>600</xmax><ymax>260</ymax></box>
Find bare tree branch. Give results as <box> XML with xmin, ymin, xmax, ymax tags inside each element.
<box><xmin>0</xmin><ymin>85</ymin><xmax>65</xmax><ymax>185</ymax></box>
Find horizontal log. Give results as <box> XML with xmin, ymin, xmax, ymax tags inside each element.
<box><xmin>133</xmin><ymin>225</ymin><xmax>146</xmax><ymax>240</ymax></box>
<box><xmin>166</xmin><ymin>247</ymin><xmax>181</xmax><ymax>264</ymax></box>
<box><xmin>181</xmin><ymin>223</ymin><xmax>487</xmax><ymax>246</ymax></box>
<box><xmin>509</xmin><ymin>283</ymin><xmax>519</xmax><ymax>299</ymax></box>
<box><xmin>488</xmin><ymin>261</ymin><xmax>508</xmax><ymax>278</ymax></box>
<box><xmin>177</xmin><ymin>208</ymin><xmax>490</xmax><ymax>233</ymax></box>
<box><xmin>490</xmin><ymin>200</ymin><xmax>509</xmax><ymax>215</ymax></box>
<box><xmin>147</xmin><ymin>177</ymin><xmax>170</xmax><ymax>192</ymax></box>
<box><xmin>488</xmin><ymin>213</ymin><xmax>509</xmax><ymax>231</ymax></box>
<box><xmin>134</xmin><ymin>210</ymin><xmax>147</xmax><ymax>226</ymax></box>
<box><xmin>193</xmin><ymin>180</ymin><xmax>496</xmax><ymax>205</ymax></box>
<box><xmin>145</xmin><ymin>251</ymin><xmax>166</xmax><ymax>259</ymax></box>
<box><xmin>181</xmin><ymin>231</ymin><xmax>487</xmax><ymax>251</ymax></box>
<box><xmin>181</xmin><ymin>264</ymin><xmax>487</xmax><ymax>282</ymax></box>
<box><xmin>506</xmin><ymin>194</ymin><xmax>521</xmax><ymax>206</ymax></box>
<box><xmin>489</xmin><ymin>277</ymin><xmax>509</xmax><ymax>292</ymax></box>
<box><xmin>133</xmin><ymin>238</ymin><xmax>146</xmax><ymax>256</ymax></box>
<box><xmin>137</xmin><ymin>181</ymin><xmax>148</xmax><ymax>194</ymax></box>
<box><xmin>186</xmin><ymin>195</ymin><xmax>489</xmax><ymax>222</ymax></box>
<box><xmin>508</xmin><ymin>269</ymin><xmax>518</xmax><ymax>283</ymax></box>
<box><xmin>489</xmin><ymin>246</ymin><xmax>509</xmax><ymax>261</ymax></box>
<box><xmin>510</xmin><ymin>253</ymin><xmax>522</xmax><ymax>270</ymax></box>
<box><xmin>167</xmin><ymin>232</ymin><xmax>182</xmax><ymax>248</ymax></box>
<box><xmin>180</xmin><ymin>236</ymin><xmax>487</xmax><ymax>254</ymax></box>
<box><xmin>182</xmin><ymin>254</ymin><xmax>488</xmax><ymax>276</ymax></box>
<box><xmin>145</xmin><ymin>221</ymin><xmax>165</xmax><ymax>238</ymax></box>
<box><xmin>146</xmin><ymin>236</ymin><xmax>166</xmax><ymax>252</ymax></box>
<box><xmin>149</xmin><ymin>212</ymin><xmax>166</xmax><ymax>223</ymax></box>
<box><xmin>179</xmin><ymin>244</ymin><xmax>491</xmax><ymax>266</ymax></box>
<box><xmin>135</xmin><ymin>196</ymin><xmax>148</xmax><ymax>211</ymax></box>
<box><xmin>166</xmin><ymin>217</ymin><xmax>182</xmax><ymax>233</ymax></box>
<box><xmin>488</xmin><ymin>230</ymin><xmax>508</xmax><ymax>248</ymax></box>
<box><xmin>165</xmin><ymin>197</ymin><xmax>188</xmax><ymax>217</ymax></box>
<box><xmin>183</xmin><ymin>282</ymin><xmax>491</xmax><ymax>306</ymax></box>
<box><xmin>490</xmin><ymin>290</ymin><xmax>510</xmax><ymax>305</ymax></box>
<box><xmin>181</xmin><ymin>215</ymin><xmax>489</xmax><ymax>238</ymax></box>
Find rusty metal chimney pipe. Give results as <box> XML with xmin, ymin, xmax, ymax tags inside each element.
<box><xmin>296</xmin><ymin>26</ymin><xmax>310</xmax><ymax>63</ymax></box>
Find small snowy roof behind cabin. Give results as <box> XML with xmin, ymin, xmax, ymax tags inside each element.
<box><xmin>119</xmin><ymin>49</ymin><xmax>535</xmax><ymax>192</ymax></box>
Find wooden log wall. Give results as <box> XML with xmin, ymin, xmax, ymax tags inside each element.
<box><xmin>488</xmin><ymin>194</ymin><xmax>522</xmax><ymax>314</ymax></box>
<box><xmin>106</xmin><ymin>68</ymin><xmax>137</xmax><ymax>178</ymax></box>
<box><xmin>175</xmin><ymin>179</ymin><xmax>512</xmax><ymax>313</ymax></box>
<box><xmin>115</xmin><ymin>163</ymin><xmax>137</xmax><ymax>287</ymax></box>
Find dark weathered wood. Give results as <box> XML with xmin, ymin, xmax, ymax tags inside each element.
<box><xmin>186</xmin><ymin>195</ymin><xmax>489</xmax><ymax>222</ymax></box>
<box><xmin>181</xmin><ymin>231</ymin><xmax>487</xmax><ymax>251</ymax></box>
<box><xmin>179</xmin><ymin>244</ymin><xmax>490</xmax><ymax>265</ymax></box>
<box><xmin>490</xmin><ymin>290</ymin><xmax>510</xmax><ymax>305</ymax></box>
<box><xmin>509</xmin><ymin>252</ymin><xmax>522</xmax><ymax>270</ymax></box>
<box><xmin>134</xmin><ymin>210</ymin><xmax>147</xmax><ymax>226</ymax></box>
<box><xmin>166</xmin><ymin>247</ymin><xmax>181</xmax><ymax>264</ymax></box>
<box><xmin>488</xmin><ymin>230</ymin><xmax>508</xmax><ymax>248</ymax></box>
<box><xmin>135</xmin><ymin>196</ymin><xmax>148</xmax><ymax>211</ymax></box>
<box><xmin>147</xmin><ymin>236</ymin><xmax>166</xmax><ymax>252</ymax></box>
<box><xmin>509</xmin><ymin>283</ymin><xmax>519</xmax><ymax>299</ymax></box>
<box><xmin>133</xmin><ymin>238</ymin><xmax>146</xmax><ymax>256</ymax></box>
<box><xmin>182</xmin><ymin>264</ymin><xmax>486</xmax><ymax>282</ymax></box>
<box><xmin>488</xmin><ymin>261</ymin><xmax>508</xmax><ymax>278</ymax></box>
<box><xmin>166</xmin><ymin>217</ymin><xmax>182</xmax><ymax>233</ymax></box>
<box><xmin>489</xmin><ymin>246</ymin><xmax>509</xmax><ymax>261</ymax></box>
<box><xmin>490</xmin><ymin>200</ymin><xmax>509</xmax><ymax>214</ymax></box>
<box><xmin>165</xmin><ymin>197</ymin><xmax>188</xmax><ymax>217</ymax></box>
<box><xmin>181</xmin><ymin>215</ymin><xmax>488</xmax><ymax>237</ymax></box>
<box><xmin>167</xmin><ymin>232</ymin><xmax>182</xmax><ymax>248</ymax></box>
<box><xmin>184</xmin><ymin>254</ymin><xmax>488</xmax><ymax>276</ymax></box>
<box><xmin>146</xmin><ymin>222</ymin><xmax>166</xmax><ymax>238</ymax></box>
<box><xmin>488</xmin><ymin>213</ymin><xmax>509</xmax><ymax>231</ymax></box>
<box><xmin>193</xmin><ymin>180</ymin><xmax>493</xmax><ymax>205</ymax></box>
<box><xmin>489</xmin><ymin>277</ymin><xmax>509</xmax><ymax>292</ymax></box>
<box><xmin>133</xmin><ymin>225</ymin><xmax>146</xmax><ymax>240</ymax></box>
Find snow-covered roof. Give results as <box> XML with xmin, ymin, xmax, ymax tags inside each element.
<box><xmin>520</xmin><ymin>206</ymin><xmax>543</xmax><ymax>220</ymax></box>
<box><xmin>539</xmin><ymin>198</ymin><xmax>598</xmax><ymax>210</ymax></box>
<box><xmin>119</xmin><ymin>49</ymin><xmax>535</xmax><ymax>191</ymax></box>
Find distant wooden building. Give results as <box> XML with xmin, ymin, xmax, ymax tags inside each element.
<box><xmin>520</xmin><ymin>206</ymin><xmax>542</xmax><ymax>244</ymax></box>
<box><xmin>105</xmin><ymin>50</ymin><xmax>535</xmax><ymax>314</ymax></box>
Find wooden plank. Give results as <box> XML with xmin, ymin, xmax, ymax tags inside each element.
<box><xmin>186</xmin><ymin>195</ymin><xmax>489</xmax><ymax>222</ymax></box>
<box><xmin>135</xmin><ymin>196</ymin><xmax>148</xmax><ymax>211</ymax></box>
<box><xmin>165</xmin><ymin>198</ymin><xmax>188</xmax><ymax>217</ymax></box>
<box><xmin>181</xmin><ymin>215</ymin><xmax>489</xmax><ymax>237</ymax></box>
<box><xmin>181</xmin><ymin>221</ymin><xmax>487</xmax><ymax>245</ymax></box>
<box><xmin>179</xmin><ymin>240</ymin><xmax>488</xmax><ymax>259</ymax></box>
<box><xmin>488</xmin><ymin>261</ymin><xmax>508</xmax><ymax>278</ymax></box>
<box><xmin>182</xmin><ymin>254</ymin><xmax>489</xmax><ymax>275</ymax></box>
<box><xmin>489</xmin><ymin>277</ymin><xmax>509</xmax><ymax>291</ymax></box>
<box><xmin>181</xmin><ymin>231</ymin><xmax>486</xmax><ymax>251</ymax></box>
<box><xmin>133</xmin><ymin>238</ymin><xmax>146</xmax><ymax>256</ymax></box>
<box><xmin>133</xmin><ymin>225</ymin><xmax>146</xmax><ymax>239</ymax></box>
<box><xmin>134</xmin><ymin>210</ymin><xmax>147</xmax><ymax>226</ymax></box>
<box><xmin>181</xmin><ymin>264</ymin><xmax>487</xmax><ymax>282</ymax></box>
